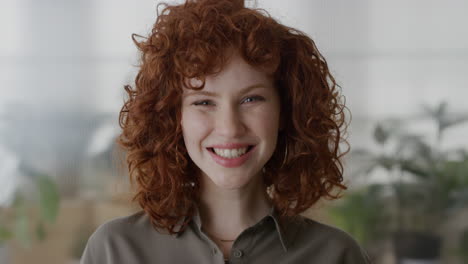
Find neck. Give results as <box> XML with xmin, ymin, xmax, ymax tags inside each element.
<box><xmin>198</xmin><ymin>174</ymin><xmax>272</xmax><ymax>240</ymax></box>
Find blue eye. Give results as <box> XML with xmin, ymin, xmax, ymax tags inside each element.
<box><xmin>193</xmin><ymin>100</ymin><xmax>213</xmax><ymax>106</ymax></box>
<box><xmin>242</xmin><ymin>95</ymin><xmax>264</xmax><ymax>104</ymax></box>
<box><xmin>192</xmin><ymin>96</ymin><xmax>264</xmax><ymax>106</ymax></box>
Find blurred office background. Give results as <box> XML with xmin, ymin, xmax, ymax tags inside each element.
<box><xmin>0</xmin><ymin>0</ymin><xmax>467</xmax><ymax>263</ymax></box>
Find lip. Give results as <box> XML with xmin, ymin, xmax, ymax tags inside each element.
<box><xmin>208</xmin><ymin>143</ymin><xmax>252</xmax><ymax>149</ymax></box>
<box><xmin>207</xmin><ymin>145</ymin><xmax>256</xmax><ymax>168</ymax></box>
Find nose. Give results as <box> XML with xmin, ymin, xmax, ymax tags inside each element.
<box><xmin>215</xmin><ymin>105</ymin><xmax>247</xmax><ymax>138</ymax></box>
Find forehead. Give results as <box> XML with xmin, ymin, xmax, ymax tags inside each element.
<box><xmin>183</xmin><ymin>53</ymin><xmax>274</xmax><ymax>94</ymax></box>
<box><xmin>209</xmin><ymin>54</ymin><xmax>271</xmax><ymax>84</ymax></box>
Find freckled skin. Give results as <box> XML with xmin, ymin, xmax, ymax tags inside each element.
<box><xmin>180</xmin><ymin>52</ymin><xmax>281</xmax><ymax>190</ymax></box>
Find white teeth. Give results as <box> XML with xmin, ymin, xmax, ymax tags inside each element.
<box><xmin>213</xmin><ymin>147</ymin><xmax>248</xmax><ymax>159</ymax></box>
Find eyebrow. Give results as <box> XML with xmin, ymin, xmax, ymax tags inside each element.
<box><xmin>183</xmin><ymin>84</ymin><xmax>267</xmax><ymax>98</ymax></box>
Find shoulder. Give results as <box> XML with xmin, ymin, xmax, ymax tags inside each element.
<box><xmin>299</xmin><ymin>216</ymin><xmax>360</xmax><ymax>247</ymax></box>
<box><xmin>91</xmin><ymin>210</ymin><xmax>150</xmax><ymax>239</ymax></box>
<box><xmin>292</xmin><ymin>216</ymin><xmax>372</xmax><ymax>263</ymax></box>
<box><xmin>80</xmin><ymin>211</ymin><xmax>154</xmax><ymax>264</ymax></box>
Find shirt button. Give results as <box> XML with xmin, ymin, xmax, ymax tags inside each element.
<box><xmin>211</xmin><ymin>248</ymin><xmax>218</xmax><ymax>255</ymax></box>
<box><xmin>232</xmin><ymin>249</ymin><xmax>243</xmax><ymax>258</ymax></box>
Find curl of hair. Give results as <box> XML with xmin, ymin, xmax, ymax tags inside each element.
<box><xmin>118</xmin><ymin>0</ymin><xmax>349</xmax><ymax>234</ymax></box>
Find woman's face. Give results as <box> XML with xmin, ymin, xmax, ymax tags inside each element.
<box><xmin>180</xmin><ymin>53</ymin><xmax>281</xmax><ymax>190</ymax></box>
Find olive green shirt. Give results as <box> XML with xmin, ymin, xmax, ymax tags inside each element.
<box><xmin>80</xmin><ymin>207</ymin><xmax>371</xmax><ymax>264</ymax></box>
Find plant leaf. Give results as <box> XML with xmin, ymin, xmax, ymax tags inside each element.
<box><xmin>374</xmin><ymin>124</ymin><xmax>389</xmax><ymax>145</ymax></box>
<box><xmin>400</xmin><ymin>160</ymin><xmax>430</xmax><ymax>179</ymax></box>
<box><xmin>14</xmin><ymin>206</ymin><xmax>31</xmax><ymax>248</ymax></box>
<box><xmin>36</xmin><ymin>221</ymin><xmax>46</xmax><ymax>241</ymax></box>
<box><xmin>37</xmin><ymin>175</ymin><xmax>60</xmax><ymax>224</ymax></box>
<box><xmin>0</xmin><ymin>225</ymin><xmax>13</xmax><ymax>242</ymax></box>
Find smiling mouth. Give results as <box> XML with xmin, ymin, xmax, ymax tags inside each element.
<box><xmin>207</xmin><ymin>145</ymin><xmax>255</xmax><ymax>158</ymax></box>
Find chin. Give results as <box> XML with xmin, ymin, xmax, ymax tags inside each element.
<box><xmin>214</xmin><ymin>177</ymin><xmax>250</xmax><ymax>190</ymax></box>
<box><xmin>208</xmin><ymin>171</ymin><xmax>258</xmax><ymax>190</ymax></box>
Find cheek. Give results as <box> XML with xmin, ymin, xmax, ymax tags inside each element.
<box><xmin>256</xmin><ymin>104</ymin><xmax>281</xmax><ymax>132</ymax></box>
<box><xmin>181</xmin><ymin>110</ymin><xmax>211</xmax><ymax>145</ymax></box>
<box><xmin>262</xmin><ymin>105</ymin><xmax>281</xmax><ymax>154</ymax></box>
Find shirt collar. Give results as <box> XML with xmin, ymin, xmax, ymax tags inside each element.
<box><xmin>266</xmin><ymin>205</ymin><xmax>303</xmax><ymax>252</ymax></box>
<box><xmin>173</xmin><ymin>205</ymin><xmax>303</xmax><ymax>252</ymax></box>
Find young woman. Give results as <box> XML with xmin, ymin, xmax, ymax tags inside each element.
<box><xmin>81</xmin><ymin>0</ymin><xmax>371</xmax><ymax>263</ymax></box>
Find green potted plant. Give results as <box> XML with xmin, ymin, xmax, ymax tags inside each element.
<box><xmin>328</xmin><ymin>183</ymin><xmax>391</xmax><ymax>261</ymax></box>
<box><xmin>346</xmin><ymin>102</ymin><xmax>468</xmax><ymax>263</ymax></box>
<box><xmin>0</xmin><ymin>173</ymin><xmax>60</xmax><ymax>248</ymax></box>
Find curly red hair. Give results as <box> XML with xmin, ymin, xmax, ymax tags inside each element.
<box><xmin>118</xmin><ymin>0</ymin><xmax>348</xmax><ymax>234</ymax></box>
